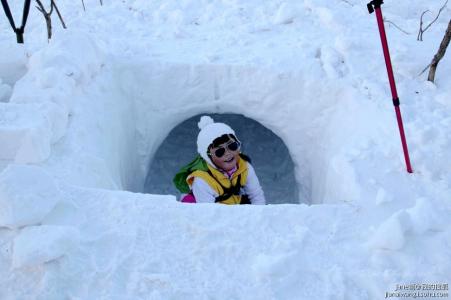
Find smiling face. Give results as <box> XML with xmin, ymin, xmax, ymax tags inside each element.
<box><xmin>208</xmin><ymin>136</ymin><xmax>241</xmax><ymax>171</ymax></box>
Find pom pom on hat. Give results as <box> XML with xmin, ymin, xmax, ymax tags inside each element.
<box><xmin>198</xmin><ymin>116</ymin><xmax>214</xmax><ymax>130</ymax></box>
<box><xmin>196</xmin><ymin>116</ymin><xmax>237</xmax><ymax>167</ymax></box>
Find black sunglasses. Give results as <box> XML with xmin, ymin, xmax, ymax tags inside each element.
<box><xmin>209</xmin><ymin>141</ymin><xmax>241</xmax><ymax>158</ymax></box>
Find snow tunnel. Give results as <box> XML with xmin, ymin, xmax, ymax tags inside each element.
<box><xmin>66</xmin><ymin>60</ymin><xmax>360</xmax><ymax>206</ymax></box>
<box><xmin>144</xmin><ymin>113</ymin><xmax>300</xmax><ymax>204</ymax></box>
<box><xmin>0</xmin><ymin>37</ymin><xmax>365</xmax><ymax>207</ymax></box>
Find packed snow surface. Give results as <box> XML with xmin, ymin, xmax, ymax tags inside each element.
<box><xmin>1</xmin><ymin>0</ymin><xmax>451</xmax><ymax>299</ymax></box>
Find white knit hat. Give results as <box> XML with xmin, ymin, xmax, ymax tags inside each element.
<box><xmin>197</xmin><ymin>116</ymin><xmax>237</xmax><ymax>167</ymax></box>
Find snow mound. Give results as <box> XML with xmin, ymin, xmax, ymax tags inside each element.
<box><xmin>10</xmin><ymin>31</ymin><xmax>103</xmax><ymax>116</ymax></box>
<box><xmin>368</xmin><ymin>211</ymin><xmax>411</xmax><ymax>251</ymax></box>
<box><xmin>0</xmin><ymin>79</ymin><xmax>12</xmax><ymax>103</ymax></box>
<box><xmin>0</xmin><ymin>164</ymin><xmax>62</xmax><ymax>229</ymax></box>
<box><xmin>0</xmin><ymin>44</ymin><xmax>27</xmax><ymax>86</ymax></box>
<box><xmin>27</xmin><ymin>31</ymin><xmax>103</xmax><ymax>85</ymax></box>
<box><xmin>368</xmin><ymin>196</ymin><xmax>451</xmax><ymax>251</ymax></box>
<box><xmin>406</xmin><ymin>197</ymin><xmax>448</xmax><ymax>234</ymax></box>
<box><xmin>0</xmin><ymin>101</ymin><xmax>68</xmax><ymax>163</ymax></box>
<box><xmin>273</xmin><ymin>2</ymin><xmax>301</xmax><ymax>25</ymax></box>
<box><xmin>0</xmin><ymin>103</ymin><xmax>53</xmax><ymax>163</ymax></box>
<box><xmin>12</xmin><ymin>225</ymin><xmax>80</xmax><ymax>269</ymax></box>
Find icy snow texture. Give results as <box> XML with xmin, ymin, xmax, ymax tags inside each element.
<box><xmin>12</xmin><ymin>225</ymin><xmax>80</xmax><ymax>269</ymax></box>
<box><xmin>0</xmin><ymin>165</ymin><xmax>61</xmax><ymax>229</ymax></box>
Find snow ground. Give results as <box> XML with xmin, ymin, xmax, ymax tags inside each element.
<box><xmin>1</xmin><ymin>0</ymin><xmax>451</xmax><ymax>299</ymax></box>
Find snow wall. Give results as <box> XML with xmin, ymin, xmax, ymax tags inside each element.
<box><xmin>115</xmin><ymin>58</ymin><xmax>380</xmax><ymax>205</ymax></box>
<box><xmin>3</xmin><ymin>35</ymin><xmax>378</xmax><ymax>205</ymax></box>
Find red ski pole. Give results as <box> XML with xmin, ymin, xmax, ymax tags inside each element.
<box><xmin>367</xmin><ymin>0</ymin><xmax>413</xmax><ymax>173</ymax></box>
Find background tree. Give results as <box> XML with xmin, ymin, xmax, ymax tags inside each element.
<box><xmin>35</xmin><ymin>0</ymin><xmax>66</xmax><ymax>41</ymax></box>
<box><xmin>417</xmin><ymin>0</ymin><xmax>448</xmax><ymax>41</ymax></box>
<box><xmin>427</xmin><ymin>19</ymin><xmax>451</xmax><ymax>82</ymax></box>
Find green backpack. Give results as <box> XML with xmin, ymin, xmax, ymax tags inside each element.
<box><xmin>173</xmin><ymin>155</ymin><xmax>209</xmax><ymax>193</ymax></box>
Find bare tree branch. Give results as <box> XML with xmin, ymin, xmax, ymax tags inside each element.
<box><xmin>428</xmin><ymin>19</ymin><xmax>451</xmax><ymax>82</ymax></box>
<box><xmin>419</xmin><ymin>62</ymin><xmax>432</xmax><ymax>76</ymax></box>
<box><xmin>35</xmin><ymin>5</ymin><xmax>45</xmax><ymax>14</ymax></box>
<box><xmin>340</xmin><ymin>0</ymin><xmax>354</xmax><ymax>7</ymax></box>
<box><xmin>35</xmin><ymin>0</ymin><xmax>53</xmax><ymax>41</ymax></box>
<box><xmin>81</xmin><ymin>0</ymin><xmax>86</xmax><ymax>11</ymax></box>
<box><xmin>418</xmin><ymin>0</ymin><xmax>448</xmax><ymax>41</ymax></box>
<box><xmin>384</xmin><ymin>18</ymin><xmax>411</xmax><ymax>35</ymax></box>
<box><xmin>417</xmin><ymin>10</ymin><xmax>430</xmax><ymax>41</ymax></box>
<box><xmin>51</xmin><ymin>0</ymin><xmax>66</xmax><ymax>29</ymax></box>
<box><xmin>35</xmin><ymin>0</ymin><xmax>66</xmax><ymax>41</ymax></box>
<box><xmin>49</xmin><ymin>0</ymin><xmax>54</xmax><ymax>15</ymax></box>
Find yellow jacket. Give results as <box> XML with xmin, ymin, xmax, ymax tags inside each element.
<box><xmin>186</xmin><ymin>157</ymin><xmax>249</xmax><ymax>205</ymax></box>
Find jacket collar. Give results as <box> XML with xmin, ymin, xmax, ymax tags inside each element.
<box><xmin>207</xmin><ymin>156</ymin><xmax>247</xmax><ymax>181</ymax></box>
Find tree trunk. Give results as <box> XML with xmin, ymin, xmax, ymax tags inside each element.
<box><xmin>428</xmin><ymin>19</ymin><xmax>451</xmax><ymax>82</ymax></box>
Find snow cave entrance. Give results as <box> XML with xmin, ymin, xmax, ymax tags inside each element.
<box><xmin>144</xmin><ymin>113</ymin><xmax>302</xmax><ymax>204</ymax></box>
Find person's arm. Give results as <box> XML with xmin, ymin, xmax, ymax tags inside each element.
<box><xmin>244</xmin><ymin>163</ymin><xmax>266</xmax><ymax>205</ymax></box>
<box><xmin>192</xmin><ymin>177</ymin><xmax>218</xmax><ymax>203</ymax></box>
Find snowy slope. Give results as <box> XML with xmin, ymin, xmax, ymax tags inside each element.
<box><xmin>1</xmin><ymin>0</ymin><xmax>451</xmax><ymax>299</ymax></box>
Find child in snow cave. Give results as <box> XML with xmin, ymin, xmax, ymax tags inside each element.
<box><xmin>173</xmin><ymin>116</ymin><xmax>266</xmax><ymax>205</ymax></box>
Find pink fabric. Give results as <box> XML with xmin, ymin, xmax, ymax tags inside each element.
<box><xmin>181</xmin><ymin>193</ymin><xmax>196</xmax><ymax>203</ymax></box>
<box><xmin>223</xmin><ymin>166</ymin><xmax>237</xmax><ymax>178</ymax></box>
